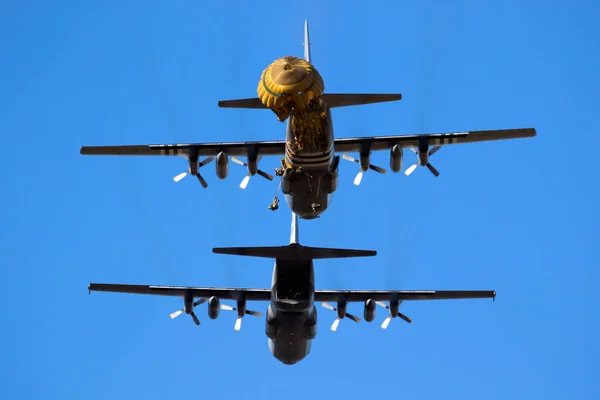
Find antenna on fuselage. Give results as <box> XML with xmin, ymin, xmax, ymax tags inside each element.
<box><xmin>290</xmin><ymin>212</ymin><xmax>299</xmax><ymax>245</ymax></box>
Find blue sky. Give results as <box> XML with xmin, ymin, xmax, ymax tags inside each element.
<box><xmin>1</xmin><ymin>0</ymin><xmax>598</xmax><ymax>398</ymax></box>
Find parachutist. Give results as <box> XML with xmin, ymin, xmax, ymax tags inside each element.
<box><xmin>274</xmin><ymin>158</ymin><xmax>286</xmax><ymax>176</ymax></box>
<box><xmin>268</xmin><ymin>196</ymin><xmax>280</xmax><ymax>211</ymax></box>
<box><xmin>296</xmin><ymin>166</ymin><xmax>312</xmax><ymax>179</ymax></box>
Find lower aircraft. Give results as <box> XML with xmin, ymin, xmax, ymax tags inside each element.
<box><xmin>79</xmin><ymin>19</ymin><xmax>536</xmax><ymax>220</ymax></box>
<box><xmin>88</xmin><ymin>212</ymin><xmax>496</xmax><ymax>365</ymax></box>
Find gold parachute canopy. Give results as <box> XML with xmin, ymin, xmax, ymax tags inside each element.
<box><xmin>257</xmin><ymin>56</ymin><xmax>325</xmax><ymax>121</ymax></box>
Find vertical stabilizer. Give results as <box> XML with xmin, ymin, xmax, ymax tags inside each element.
<box><xmin>303</xmin><ymin>19</ymin><xmax>311</xmax><ymax>63</ymax></box>
<box><xmin>290</xmin><ymin>212</ymin><xmax>299</xmax><ymax>244</ymax></box>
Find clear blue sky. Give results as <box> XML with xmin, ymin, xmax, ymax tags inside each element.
<box><xmin>1</xmin><ymin>0</ymin><xmax>598</xmax><ymax>398</ymax></box>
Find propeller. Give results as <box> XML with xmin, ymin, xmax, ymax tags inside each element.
<box><xmin>404</xmin><ymin>146</ymin><xmax>441</xmax><ymax>177</ymax></box>
<box><xmin>169</xmin><ymin>298</ymin><xmax>207</xmax><ymax>326</ymax></box>
<box><xmin>219</xmin><ymin>304</ymin><xmax>263</xmax><ymax>331</ymax></box>
<box><xmin>321</xmin><ymin>302</ymin><xmax>361</xmax><ymax>331</ymax></box>
<box><xmin>173</xmin><ymin>157</ymin><xmax>215</xmax><ymax>188</ymax></box>
<box><xmin>375</xmin><ymin>301</ymin><xmax>412</xmax><ymax>329</ymax></box>
<box><xmin>230</xmin><ymin>156</ymin><xmax>274</xmax><ymax>189</ymax></box>
<box><xmin>341</xmin><ymin>154</ymin><xmax>386</xmax><ymax>186</ymax></box>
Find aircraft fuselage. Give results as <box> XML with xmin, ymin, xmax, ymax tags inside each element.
<box><xmin>265</xmin><ymin>256</ymin><xmax>317</xmax><ymax>365</ymax></box>
<box><xmin>279</xmin><ymin>101</ymin><xmax>338</xmax><ymax>220</ymax></box>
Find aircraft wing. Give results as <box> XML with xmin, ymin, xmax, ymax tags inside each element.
<box><xmin>88</xmin><ymin>283</ymin><xmax>272</xmax><ymax>301</ymax></box>
<box><xmin>89</xmin><ymin>284</ymin><xmax>495</xmax><ymax>303</ymax></box>
<box><xmin>333</xmin><ymin>128</ymin><xmax>536</xmax><ymax>152</ymax></box>
<box><xmin>314</xmin><ymin>290</ymin><xmax>496</xmax><ymax>302</ymax></box>
<box><xmin>79</xmin><ymin>140</ymin><xmax>287</xmax><ymax>157</ymax></box>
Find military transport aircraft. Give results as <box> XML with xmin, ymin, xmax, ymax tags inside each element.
<box><xmin>79</xmin><ymin>20</ymin><xmax>536</xmax><ymax>220</ymax></box>
<box><xmin>88</xmin><ymin>212</ymin><xmax>496</xmax><ymax>365</ymax></box>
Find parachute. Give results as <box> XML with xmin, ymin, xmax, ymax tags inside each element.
<box><xmin>257</xmin><ymin>56</ymin><xmax>325</xmax><ymax>122</ymax></box>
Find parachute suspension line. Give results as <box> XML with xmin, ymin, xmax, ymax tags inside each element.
<box><xmin>274</xmin><ymin>177</ymin><xmax>282</xmax><ymax>198</ymax></box>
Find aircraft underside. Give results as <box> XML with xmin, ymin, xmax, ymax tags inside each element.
<box><xmin>279</xmin><ymin>108</ymin><xmax>338</xmax><ymax>219</ymax></box>
<box><xmin>266</xmin><ymin>305</ymin><xmax>317</xmax><ymax>365</ymax></box>
<box><xmin>281</xmin><ymin>168</ymin><xmax>336</xmax><ymax>219</ymax></box>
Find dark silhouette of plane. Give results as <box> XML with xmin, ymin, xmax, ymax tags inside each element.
<box><xmin>88</xmin><ymin>212</ymin><xmax>496</xmax><ymax>365</ymax></box>
<box><xmin>79</xmin><ymin>19</ymin><xmax>536</xmax><ymax>220</ymax></box>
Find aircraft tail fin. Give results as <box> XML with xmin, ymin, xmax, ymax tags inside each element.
<box><xmin>303</xmin><ymin>19</ymin><xmax>311</xmax><ymax>63</ymax></box>
<box><xmin>290</xmin><ymin>212</ymin><xmax>299</xmax><ymax>244</ymax></box>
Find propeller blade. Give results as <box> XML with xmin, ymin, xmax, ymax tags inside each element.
<box><xmin>404</xmin><ymin>163</ymin><xmax>418</xmax><ymax>176</ymax></box>
<box><xmin>429</xmin><ymin>145</ymin><xmax>441</xmax><ymax>156</ymax></box>
<box><xmin>173</xmin><ymin>172</ymin><xmax>188</xmax><ymax>182</ymax></box>
<box><xmin>246</xmin><ymin>310</ymin><xmax>262</xmax><ymax>317</ymax></box>
<box><xmin>353</xmin><ymin>170</ymin><xmax>364</xmax><ymax>186</ymax></box>
<box><xmin>375</xmin><ymin>301</ymin><xmax>388</xmax><ymax>309</ymax></box>
<box><xmin>368</xmin><ymin>164</ymin><xmax>386</xmax><ymax>174</ymax></box>
<box><xmin>409</xmin><ymin>147</ymin><xmax>418</xmax><ymax>154</ymax></box>
<box><xmin>321</xmin><ymin>302</ymin><xmax>335</xmax><ymax>311</ymax></box>
<box><xmin>342</xmin><ymin>153</ymin><xmax>358</xmax><ymax>163</ymax></box>
<box><xmin>426</xmin><ymin>163</ymin><xmax>440</xmax><ymax>177</ymax></box>
<box><xmin>346</xmin><ymin>313</ymin><xmax>361</xmax><ymax>323</ymax></box>
<box><xmin>257</xmin><ymin>169</ymin><xmax>274</xmax><ymax>181</ymax></box>
<box><xmin>220</xmin><ymin>304</ymin><xmax>234</xmax><ymax>311</ymax></box>
<box><xmin>169</xmin><ymin>309</ymin><xmax>183</xmax><ymax>319</ymax></box>
<box><xmin>199</xmin><ymin>156</ymin><xmax>215</xmax><ymax>167</ymax></box>
<box><xmin>381</xmin><ymin>315</ymin><xmax>391</xmax><ymax>329</ymax></box>
<box><xmin>191</xmin><ymin>312</ymin><xmax>200</xmax><ymax>326</ymax></box>
<box><xmin>231</xmin><ymin>156</ymin><xmax>246</xmax><ymax>167</ymax></box>
<box><xmin>194</xmin><ymin>298</ymin><xmax>207</xmax><ymax>307</ymax></box>
<box><xmin>240</xmin><ymin>175</ymin><xmax>251</xmax><ymax>190</ymax></box>
<box><xmin>196</xmin><ymin>173</ymin><xmax>208</xmax><ymax>188</ymax></box>
<box><xmin>331</xmin><ymin>318</ymin><xmax>340</xmax><ymax>332</ymax></box>
<box><xmin>399</xmin><ymin>313</ymin><xmax>412</xmax><ymax>323</ymax></box>
<box><xmin>234</xmin><ymin>317</ymin><xmax>242</xmax><ymax>331</ymax></box>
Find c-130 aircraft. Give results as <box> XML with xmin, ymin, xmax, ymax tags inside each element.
<box><xmin>80</xmin><ymin>20</ymin><xmax>536</xmax><ymax>220</ymax></box>
<box><xmin>88</xmin><ymin>212</ymin><xmax>496</xmax><ymax>365</ymax></box>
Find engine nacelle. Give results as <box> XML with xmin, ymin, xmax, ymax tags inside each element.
<box><xmin>237</xmin><ymin>298</ymin><xmax>247</xmax><ymax>316</ymax></box>
<box><xmin>184</xmin><ymin>291</ymin><xmax>194</xmax><ymax>314</ymax></box>
<box><xmin>418</xmin><ymin>149</ymin><xmax>429</xmax><ymax>166</ymax></box>
<box><xmin>336</xmin><ymin>300</ymin><xmax>347</xmax><ymax>319</ymax></box>
<box><xmin>389</xmin><ymin>298</ymin><xmax>399</xmax><ymax>318</ymax></box>
<box><xmin>389</xmin><ymin>145</ymin><xmax>403</xmax><ymax>173</ymax></box>
<box><xmin>359</xmin><ymin>152</ymin><xmax>371</xmax><ymax>172</ymax></box>
<box><xmin>188</xmin><ymin>158</ymin><xmax>199</xmax><ymax>176</ymax></box>
<box><xmin>363</xmin><ymin>299</ymin><xmax>376</xmax><ymax>322</ymax></box>
<box><xmin>215</xmin><ymin>151</ymin><xmax>229</xmax><ymax>179</ymax></box>
<box><xmin>207</xmin><ymin>296</ymin><xmax>220</xmax><ymax>319</ymax></box>
<box><xmin>247</xmin><ymin>159</ymin><xmax>258</xmax><ymax>175</ymax></box>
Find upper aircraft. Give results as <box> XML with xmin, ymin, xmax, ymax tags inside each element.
<box><xmin>80</xmin><ymin>19</ymin><xmax>536</xmax><ymax>219</ymax></box>
<box><xmin>88</xmin><ymin>211</ymin><xmax>496</xmax><ymax>365</ymax></box>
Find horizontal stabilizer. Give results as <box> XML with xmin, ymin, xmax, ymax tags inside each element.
<box><xmin>218</xmin><ymin>97</ymin><xmax>266</xmax><ymax>109</ymax></box>
<box><xmin>322</xmin><ymin>93</ymin><xmax>402</xmax><ymax>108</ymax></box>
<box><xmin>213</xmin><ymin>244</ymin><xmax>376</xmax><ymax>260</ymax></box>
<box><xmin>217</xmin><ymin>93</ymin><xmax>402</xmax><ymax>110</ymax></box>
